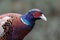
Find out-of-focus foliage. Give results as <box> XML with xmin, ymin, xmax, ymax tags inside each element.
<box><xmin>0</xmin><ymin>0</ymin><xmax>60</xmax><ymax>40</ymax></box>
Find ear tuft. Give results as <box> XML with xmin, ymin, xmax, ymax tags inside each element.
<box><xmin>29</xmin><ymin>9</ymin><xmax>41</xmax><ymax>12</ymax></box>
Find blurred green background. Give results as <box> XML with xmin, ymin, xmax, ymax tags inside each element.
<box><xmin>0</xmin><ymin>0</ymin><xmax>60</xmax><ymax>40</ymax></box>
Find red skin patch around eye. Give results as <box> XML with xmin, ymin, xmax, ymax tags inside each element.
<box><xmin>32</xmin><ymin>12</ymin><xmax>42</xmax><ymax>18</ymax></box>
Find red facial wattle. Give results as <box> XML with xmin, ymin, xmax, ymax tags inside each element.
<box><xmin>32</xmin><ymin>11</ymin><xmax>42</xmax><ymax>18</ymax></box>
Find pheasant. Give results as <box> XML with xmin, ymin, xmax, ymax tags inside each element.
<box><xmin>0</xmin><ymin>9</ymin><xmax>47</xmax><ymax>40</ymax></box>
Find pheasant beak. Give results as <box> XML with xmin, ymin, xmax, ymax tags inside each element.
<box><xmin>40</xmin><ymin>14</ymin><xmax>47</xmax><ymax>21</ymax></box>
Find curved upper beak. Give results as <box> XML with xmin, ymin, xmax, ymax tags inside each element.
<box><xmin>40</xmin><ymin>14</ymin><xmax>47</xmax><ymax>21</ymax></box>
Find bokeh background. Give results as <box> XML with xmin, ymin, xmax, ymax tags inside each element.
<box><xmin>0</xmin><ymin>0</ymin><xmax>60</xmax><ymax>40</ymax></box>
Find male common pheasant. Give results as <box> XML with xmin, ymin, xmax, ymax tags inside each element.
<box><xmin>0</xmin><ymin>9</ymin><xmax>47</xmax><ymax>40</ymax></box>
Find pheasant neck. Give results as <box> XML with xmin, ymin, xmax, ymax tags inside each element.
<box><xmin>20</xmin><ymin>13</ymin><xmax>35</xmax><ymax>27</ymax></box>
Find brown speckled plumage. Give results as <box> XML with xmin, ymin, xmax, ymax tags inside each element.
<box><xmin>0</xmin><ymin>13</ymin><xmax>32</xmax><ymax>40</ymax></box>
